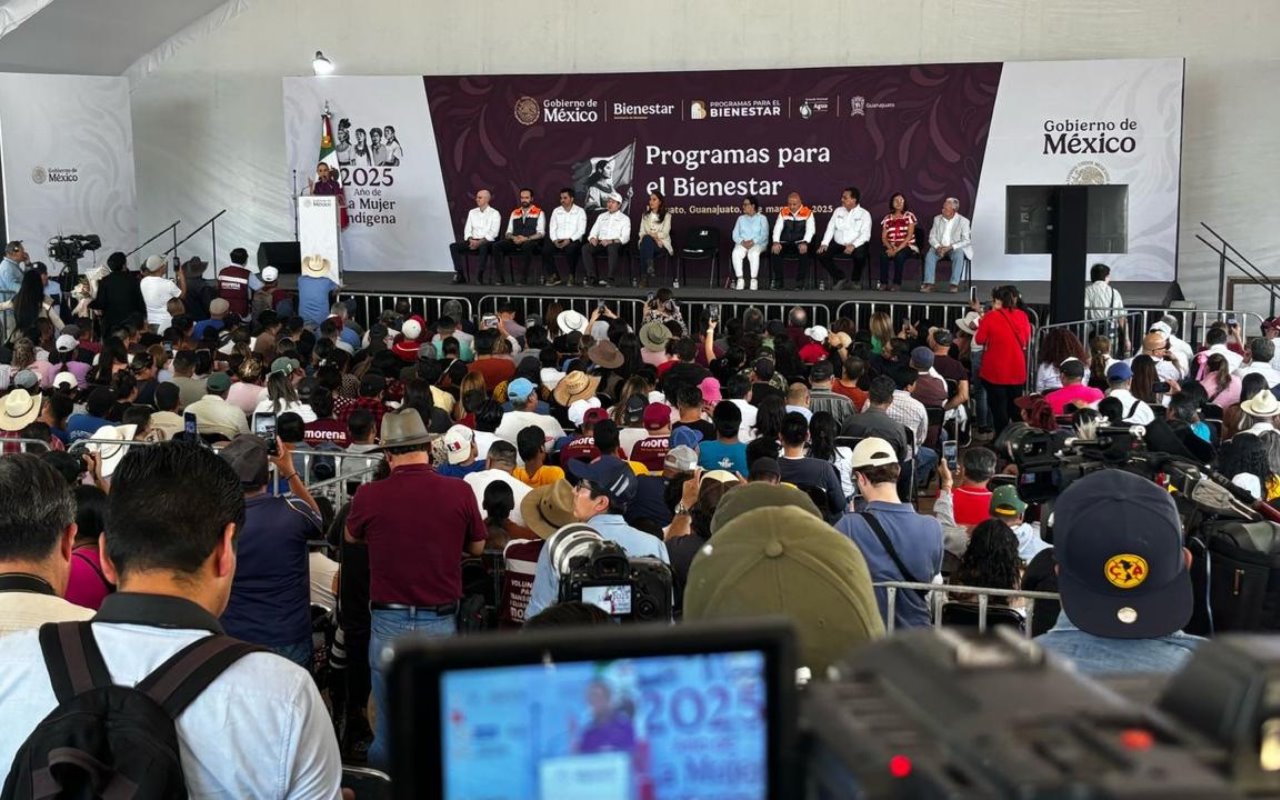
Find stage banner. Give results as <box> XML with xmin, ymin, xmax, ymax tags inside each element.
<box><xmin>283</xmin><ymin>58</ymin><xmax>1182</xmax><ymax>281</ymax></box>
<box><xmin>0</xmin><ymin>73</ymin><xmax>137</xmax><ymax>274</ymax></box>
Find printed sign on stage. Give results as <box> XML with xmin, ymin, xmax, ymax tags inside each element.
<box><xmin>283</xmin><ymin>58</ymin><xmax>1182</xmax><ymax>281</ymax></box>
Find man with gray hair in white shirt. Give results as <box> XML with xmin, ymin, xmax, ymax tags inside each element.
<box><xmin>449</xmin><ymin>189</ymin><xmax>502</xmax><ymax>285</ymax></box>
<box><xmin>922</xmin><ymin>197</ymin><xmax>973</xmax><ymax>293</ymax></box>
<box><xmin>580</xmin><ymin>193</ymin><xmax>631</xmax><ymax>287</ymax></box>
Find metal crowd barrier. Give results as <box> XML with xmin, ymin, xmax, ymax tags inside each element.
<box><xmin>834</xmin><ymin>298</ymin><xmax>974</xmax><ymax>332</ymax></box>
<box><xmin>875</xmin><ymin>581</ymin><xmax>1060</xmax><ymax>638</ymax></box>
<box><xmin>697</xmin><ymin>299</ymin><xmax>830</xmax><ymax>331</ymax></box>
<box><xmin>477</xmin><ymin>294</ymin><xmax>650</xmax><ymax>333</ymax></box>
<box><xmin>337</xmin><ymin>290</ymin><xmax>473</xmax><ymax>330</ymax></box>
<box><xmin>1027</xmin><ymin>311</ymin><xmax>1139</xmax><ymax>390</ymax></box>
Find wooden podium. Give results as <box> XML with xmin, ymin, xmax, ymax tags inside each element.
<box><xmin>297</xmin><ymin>195</ymin><xmax>342</xmax><ymax>281</ymax></box>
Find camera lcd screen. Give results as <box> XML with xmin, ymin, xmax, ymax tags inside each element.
<box><xmin>580</xmin><ymin>584</ymin><xmax>632</xmax><ymax>616</ymax></box>
<box><xmin>439</xmin><ymin>650</ymin><xmax>769</xmax><ymax>800</ymax></box>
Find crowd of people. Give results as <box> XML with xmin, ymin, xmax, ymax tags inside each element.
<box><xmin>0</xmin><ymin>241</ymin><xmax>1269</xmax><ymax>795</ymax></box>
<box><xmin>448</xmin><ymin>185</ymin><xmax>973</xmax><ymax>292</ymax></box>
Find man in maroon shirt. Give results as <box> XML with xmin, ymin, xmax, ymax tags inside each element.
<box><xmin>631</xmin><ymin>403</ymin><xmax>672</xmax><ymax>473</ymax></box>
<box><xmin>346</xmin><ymin>408</ymin><xmax>486</xmax><ymax>768</ymax></box>
<box><xmin>559</xmin><ymin>407</ymin><xmax>608</xmax><ymax>466</ymax></box>
<box><xmin>908</xmin><ymin>347</ymin><xmax>948</xmax><ymax>409</ymax></box>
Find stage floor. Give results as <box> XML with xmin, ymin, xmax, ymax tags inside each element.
<box><xmin>304</xmin><ymin>270</ymin><xmax>1174</xmax><ymax>310</ymax></box>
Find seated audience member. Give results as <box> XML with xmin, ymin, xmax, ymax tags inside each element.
<box><xmin>1044</xmin><ymin>357</ymin><xmax>1103</xmax><ymax>415</ymax></box>
<box><xmin>513</xmin><ymin>425</ymin><xmax>565</xmax><ymax>488</ymax></box>
<box><xmin>1035</xmin><ymin>470</ymin><xmax>1203</xmax><ymax>674</ymax></box>
<box><xmin>671</xmin><ymin>384</ymin><xmax>715</xmax><ymax>442</ymax></box>
<box><xmin>1203</xmin><ymin>324</ymin><xmax>1244</xmax><ymax>371</ymax></box>
<box><xmin>482</xmin><ymin>480</ymin><xmax>534</xmax><ymax>552</ymax></box>
<box><xmin>1103</xmin><ymin>361</ymin><xmax>1155</xmax><ymax>425</ymax></box>
<box><xmin>0</xmin><ymin>454</ymin><xmax>94</xmax><ymax>634</ymax></box>
<box><xmin>664</xmin><ymin>473</ymin><xmax>735</xmax><ymax>613</ymax></box>
<box><xmin>218</xmin><ymin>435</ymin><xmax>323</xmax><ymax>669</ymax></box>
<box><xmin>784</xmin><ymin>382</ymin><xmax>812</xmax><ymax>421</ymax></box>
<box><xmin>699</xmin><ymin>401</ymin><xmax>748</xmax><ymax>474</ymax></box>
<box><xmin>465</xmin><ymin>440</ymin><xmax>532</xmax><ymax>527</ymax></box>
<box><xmin>64</xmin><ymin>485</ymin><xmax>113</xmax><ymax>611</ymax></box>
<box><xmin>832</xmin><ymin>356</ymin><xmax>869</xmax><ymax>410</ymax></box>
<box><xmin>1237</xmin><ymin>337</ymin><xmax>1280</xmax><ymax>387</ymax></box>
<box><xmin>557</xmin><ymin>406</ymin><xmax>608</xmax><ymax>466</ymax></box>
<box><xmin>1198</xmin><ymin>351</ymin><xmax>1242</xmax><ymax>409</ymax></box>
<box><xmin>149</xmin><ymin>382</ymin><xmax>186</xmax><ymax>440</ymax></box>
<box><xmin>932</xmin><ymin>446</ymin><xmax>998</xmax><ymax>556</ymax></box>
<box><xmin>989</xmin><ymin>484</ymin><xmax>1051</xmax><ymax>562</ymax></box>
<box><xmin>949</xmin><ymin>519</ymin><xmax>1022</xmax><ymax>605</ymax></box>
<box><xmin>66</xmin><ymin>387</ymin><xmax>116</xmax><ymax>442</ymax></box>
<box><xmin>835</xmin><ymin>438</ymin><xmax>944</xmax><ymax>630</ymax></box>
<box><xmin>631</xmin><ymin>403</ymin><xmax>673</xmax><ymax>473</ymax></box>
<box><xmin>185</xmin><ymin>372</ymin><xmax>251</xmax><ymax>439</ymax></box>
<box><xmin>0</xmin><ymin>442</ymin><xmax>344</xmax><ymax>795</ymax></box>
<box><xmin>495</xmin><ymin>377</ymin><xmax>566</xmax><ymax>447</ymax></box>
<box><xmin>777</xmin><ymin>411</ymin><xmax>844</xmax><ymax>520</ymax></box>
<box><xmin>684</xmin><ymin>483</ymin><xmax>884</xmax><ymax>674</ymax></box>
<box><xmin>437</xmin><ymin>424</ymin><xmax>486</xmax><ymax>478</ymax></box>
<box><xmin>523</xmin><ymin>601</ymin><xmax>613</xmax><ymax>629</ymax></box>
<box><xmin>526</xmin><ymin>458</ymin><xmax>669</xmax><ymax>618</ymax></box>
<box><xmin>808</xmin><ymin>359</ymin><xmax>855</xmax><ymax>427</ymax></box>
<box><xmin>908</xmin><ymin>347</ymin><xmax>948</xmax><ymax>408</ymax></box>
<box><xmin>467</xmin><ymin>329</ymin><xmax>516</xmax><ymax>390</ymax></box>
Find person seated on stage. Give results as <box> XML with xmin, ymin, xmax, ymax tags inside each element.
<box><xmin>636</xmin><ymin>190</ymin><xmax>673</xmax><ymax>289</ymax></box>
<box><xmin>580</xmin><ymin>193</ymin><xmax>631</xmax><ymax>288</ymax></box>
<box><xmin>543</xmin><ymin>187</ymin><xmax>586</xmax><ymax>287</ymax></box>
<box><xmin>731</xmin><ymin>194</ymin><xmax>769</xmax><ymax>290</ymax></box>
<box><xmin>449</xmin><ymin>189</ymin><xmax>502</xmax><ymax>285</ymax></box>
<box><xmin>495</xmin><ymin>188</ymin><xmax>545</xmax><ymax>287</ymax></box>
<box><xmin>878</xmin><ymin>191</ymin><xmax>918</xmax><ymax>291</ymax></box>
<box><xmin>817</xmin><ymin>186</ymin><xmax>872</xmax><ymax>291</ymax></box>
<box><xmin>921</xmin><ymin>197</ymin><xmax>973</xmax><ymax>293</ymax></box>
<box><xmin>769</xmin><ymin>192</ymin><xmax>815</xmax><ymax>291</ymax></box>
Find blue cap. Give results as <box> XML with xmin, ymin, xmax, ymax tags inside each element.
<box><xmin>1053</xmin><ymin>470</ymin><xmax>1191</xmax><ymax>639</ymax></box>
<box><xmin>1105</xmin><ymin>361</ymin><xmax>1132</xmax><ymax>382</ymax></box>
<box><xmin>670</xmin><ymin>426</ymin><xmax>704</xmax><ymax>450</ymax></box>
<box><xmin>507</xmin><ymin>378</ymin><xmax>536</xmax><ymax>402</ymax></box>
<box><xmin>566</xmin><ymin>455</ymin><xmax>637</xmax><ymax>511</ymax></box>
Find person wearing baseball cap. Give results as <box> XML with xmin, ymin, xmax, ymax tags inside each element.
<box><xmin>495</xmin><ymin>378</ymin><xmax>567</xmax><ymax>449</ymax></box>
<box><xmin>524</xmin><ymin>455</ymin><xmax>669</xmax><ymax>619</ymax></box>
<box><xmin>1044</xmin><ymin>357</ymin><xmax>1104</xmax><ymax>415</ymax></box>
<box><xmin>436</xmin><ymin>425</ymin><xmax>483</xmax><ymax>478</ymax></box>
<box><xmin>631</xmin><ymin>403</ymin><xmax>673</xmax><ymax>473</ymax></box>
<box><xmin>1104</xmin><ymin>360</ymin><xmax>1155</xmax><ymax>425</ymax></box>
<box><xmin>808</xmin><ymin>359</ymin><xmax>855</xmax><ymax>428</ymax></box>
<box><xmin>988</xmin><ymin>484</ymin><xmax>1051</xmax><ymax>562</ymax></box>
<box><xmin>835</xmin><ymin>437</ymin><xmax>943</xmax><ymax>630</ymax></box>
<box><xmin>1036</xmin><ymin>470</ymin><xmax>1202</xmax><ymax>674</ymax></box>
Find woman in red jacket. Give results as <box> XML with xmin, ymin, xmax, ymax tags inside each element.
<box><xmin>974</xmin><ymin>285</ymin><xmax>1033</xmax><ymax>435</ymax></box>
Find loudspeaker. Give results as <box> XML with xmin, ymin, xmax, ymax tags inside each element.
<box><xmin>1048</xmin><ymin>186</ymin><xmax>1088</xmax><ymax>325</ymax></box>
<box><xmin>1162</xmin><ymin>281</ymin><xmax>1185</xmax><ymax>308</ymax></box>
<box><xmin>257</xmin><ymin>241</ymin><xmax>301</xmax><ymax>274</ymax></box>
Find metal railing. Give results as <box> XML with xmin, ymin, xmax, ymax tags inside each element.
<box><xmin>337</xmin><ymin>291</ymin><xmax>474</xmax><ymax>330</ymax></box>
<box><xmin>1027</xmin><ymin>311</ymin><xmax>1139</xmax><ymax>390</ymax></box>
<box><xmin>834</xmin><ymin>298</ymin><xmax>974</xmax><ymax>331</ymax></box>
<box><xmin>1198</xmin><ymin>222</ymin><xmax>1279</xmax><ymax>314</ymax></box>
<box><xmin>876</xmin><ymin>581</ymin><xmax>1060</xmax><ymax>638</ymax></box>
<box><xmin>475</xmin><ymin>293</ymin><xmax>832</xmax><ymax>335</ymax></box>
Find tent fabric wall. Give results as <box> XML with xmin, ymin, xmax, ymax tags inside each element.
<box><xmin>128</xmin><ymin>0</ymin><xmax>1280</xmax><ymax>313</ymax></box>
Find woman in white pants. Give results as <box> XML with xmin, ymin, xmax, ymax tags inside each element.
<box><xmin>731</xmin><ymin>195</ymin><xmax>769</xmax><ymax>290</ymax></box>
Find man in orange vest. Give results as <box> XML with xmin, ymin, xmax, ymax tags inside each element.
<box><xmin>770</xmin><ymin>192</ymin><xmax>816</xmax><ymax>291</ymax></box>
<box><xmin>494</xmin><ymin>188</ymin><xmax>546</xmax><ymax>286</ymax></box>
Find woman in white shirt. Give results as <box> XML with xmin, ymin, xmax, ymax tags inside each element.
<box><xmin>1034</xmin><ymin>328</ymin><xmax>1091</xmax><ymax>392</ymax></box>
<box><xmin>636</xmin><ymin>191</ymin><xmax>673</xmax><ymax>287</ymax></box>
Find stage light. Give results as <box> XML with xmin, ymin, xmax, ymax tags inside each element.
<box><xmin>312</xmin><ymin>51</ymin><xmax>334</xmax><ymax>76</ymax></box>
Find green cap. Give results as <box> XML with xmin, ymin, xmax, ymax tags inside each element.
<box><xmin>990</xmin><ymin>485</ymin><xmax>1027</xmax><ymax>518</ymax></box>
<box><xmin>710</xmin><ymin>482</ymin><xmax>821</xmax><ymax>536</ymax></box>
<box><xmin>206</xmin><ymin>371</ymin><xmax>231</xmax><ymax>393</ymax></box>
<box><xmin>684</xmin><ymin>506</ymin><xmax>885</xmax><ymax>674</ymax></box>
<box><xmin>270</xmin><ymin>356</ymin><xmax>300</xmax><ymax>376</ymax></box>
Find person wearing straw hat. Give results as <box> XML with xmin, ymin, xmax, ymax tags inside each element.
<box><xmin>639</xmin><ymin>320</ymin><xmax>673</xmax><ymax>369</ymax></box>
<box><xmin>87</xmin><ymin>424</ymin><xmax>139</xmax><ymax>481</ymax></box>
<box><xmin>552</xmin><ymin>370</ymin><xmax>601</xmax><ymax>409</ymax></box>
<box><xmin>297</xmin><ymin>253</ymin><xmax>341</xmax><ymax>327</ymax></box>
<box><xmin>346</xmin><ymin>407</ymin><xmax>486</xmax><ymax>768</ymax></box>
<box><xmin>1238</xmin><ymin>389</ymin><xmax>1280</xmax><ymax>439</ymax></box>
<box><xmin>498</xmin><ymin>481</ymin><xmax>579</xmax><ymax>625</ymax></box>
<box><xmin>0</xmin><ymin>388</ymin><xmax>41</xmax><ymax>448</ymax></box>
<box><xmin>556</xmin><ymin>308</ymin><xmax>590</xmax><ymax>337</ymax></box>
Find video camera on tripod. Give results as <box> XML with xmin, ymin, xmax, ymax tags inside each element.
<box><xmin>46</xmin><ymin>233</ymin><xmax>101</xmax><ymax>287</ymax></box>
<box><xmin>547</xmin><ymin>524</ymin><xmax>673</xmax><ymax>622</ymax></box>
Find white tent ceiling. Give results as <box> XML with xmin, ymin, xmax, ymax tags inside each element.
<box><xmin>0</xmin><ymin>0</ymin><xmax>228</xmax><ymax>75</ymax></box>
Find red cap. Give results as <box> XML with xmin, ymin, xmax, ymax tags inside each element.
<box><xmin>643</xmin><ymin>402</ymin><xmax>671</xmax><ymax>431</ymax></box>
<box><xmin>583</xmin><ymin>407</ymin><xmax>609</xmax><ymax>426</ymax></box>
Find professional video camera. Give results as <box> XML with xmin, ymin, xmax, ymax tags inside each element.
<box><xmin>805</xmin><ymin>627</ymin><xmax>1280</xmax><ymax>798</ymax></box>
<box><xmin>549</xmin><ymin>526</ymin><xmax>673</xmax><ymax>622</ymax></box>
<box><xmin>46</xmin><ymin>234</ymin><xmax>101</xmax><ymax>287</ymax></box>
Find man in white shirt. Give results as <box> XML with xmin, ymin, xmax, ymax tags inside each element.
<box><xmin>1105</xmin><ymin>362</ymin><xmax>1155</xmax><ymax>425</ymax></box>
<box><xmin>1204</xmin><ymin>326</ymin><xmax>1245</xmax><ymax>372</ymax></box>
<box><xmin>464</xmin><ymin>441</ymin><xmax>532</xmax><ymax>527</ymax></box>
<box><xmin>138</xmin><ymin>254</ymin><xmax>186</xmax><ymax>332</ymax></box>
<box><xmin>1129</xmin><ymin>331</ymin><xmax>1186</xmax><ymax>385</ymax></box>
<box><xmin>448</xmin><ymin>189</ymin><xmax>501</xmax><ymax>285</ymax></box>
<box><xmin>816</xmin><ymin>186</ymin><xmax>872</xmax><ymax>291</ymax></box>
<box><xmin>542</xmin><ymin>187</ymin><xmax>587</xmax><ymax>287</ymax></box>
<box><xmin>494</xmin><ymin>385</ymin><xmax>567</xmax><ymax>450</ymax></box>
<box><xmin>922</xmin><ymin>197</ymin><xmax>973</xmax><ymax>293</ymax></box>
<box><xmin>1150</xmin><ymin>319</ymin><xmax>1194</xmax><ymax>367</ymax></box>
<box><xmin>1237</xmin><ymin>338</ymin><xmax>1280</xmax><ymax>388</ymax></box>
<box><xmin>494</xmin><ymin>188</ymin><xmax>546</xmax><ymax>286</ymax></box>
<box><xmin>580</xmin><ymin>193</ymin><xmax>631</xmax><ymax>287</ymax></box>
<box><xmin>1084</xmin><ymin>263</ymin><xmax>1126</xmax><ymax>337</ymax></box>
<box><xmin>0</xmin><ymin>443</ymin><xmax>344</xmax><ymax>798</ymax></box>
<box><xmin>0</xmin><ymin>455</ymin><xmax>94</xmax><ymax>637</ymax></box>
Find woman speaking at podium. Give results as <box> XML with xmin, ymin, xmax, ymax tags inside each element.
<box><xmin>307</xmin><ymin>161</ymin><xmax>349</xmax><ymax>229</ymax></box>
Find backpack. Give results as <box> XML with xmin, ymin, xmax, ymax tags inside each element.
<box><xmin>2</xmin><ymin>622</ymin><xmax>263</xmax><ymax>800</ymax></box>
<box><xmin>1186</xmin><ymin>519</ymin><xmax>1280</xmax><ymax>635</ymax></box>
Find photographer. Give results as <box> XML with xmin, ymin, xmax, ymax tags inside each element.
<box><xmin>1035</xmin><ymin>470</ymin><xmax>1203</xmax><ymax>675</ymax></box>
<box><xmin>524</xmin><ymin>458</ymin><xmax>670</xmax><ymax>619</ymax></box>
<box><xmin>641</xmin><ymin>288</ymin><xmax>685</xmax><ymax>336</ymax></box>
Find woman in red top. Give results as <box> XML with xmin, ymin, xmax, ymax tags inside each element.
<box><xmin>973</xmin><ymin>285</ymin><xmax>1033</xmax><ymax>435</ymax></box>
<box><xmin>878</xmin><ymin>192</ymin><xmax>918</xmax><ymax>291</ymax></box>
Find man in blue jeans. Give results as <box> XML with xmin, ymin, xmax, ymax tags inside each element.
<box><xmin>346</xmin><ymin>408</ymin><xmax>486</xmax><ymax>768</ymax></box>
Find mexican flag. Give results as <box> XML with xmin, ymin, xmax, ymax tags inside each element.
<box><xmin>318</xmin><ymin>112</ymin><xmax>339</xmax><ymax>169</ymax></box>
